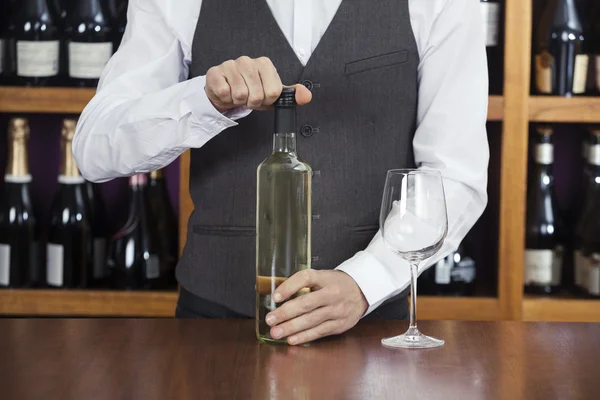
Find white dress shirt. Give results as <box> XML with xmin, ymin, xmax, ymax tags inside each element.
<box><xmin>73</xmin><ymin>0</ymin><xmax>490</xmax><ymax>315</ymax></box>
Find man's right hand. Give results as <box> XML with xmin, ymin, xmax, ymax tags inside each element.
<box><xmin>205</xmin><ymin>56</ymin><xmax>312</xmax><ymax>112</ymax></box>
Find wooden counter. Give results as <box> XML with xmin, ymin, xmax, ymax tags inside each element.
<box><xmin>0</xmin><ymin>320</ymin><xmax>598</xmax><ymax>399</ymax></box>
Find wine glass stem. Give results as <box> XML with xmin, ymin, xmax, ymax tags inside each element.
<box><xmin>409</xmin><ymin>262</ymin><xmax>418</xmax><ymax>330</ymax></box>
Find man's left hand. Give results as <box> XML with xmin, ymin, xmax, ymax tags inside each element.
<box><xmin>265</xmin><ymin>269</ymin><xmax>369</xmax><ymax>345</ymax></box>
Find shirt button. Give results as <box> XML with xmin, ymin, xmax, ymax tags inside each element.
<box><xmin>301</xmin><ymin>80</ymin><xmax>314</xmax><ymax>91</ymax></box>
<box><xmin>297</xmin><ymin>48</ymin><xmax>306</xmax><ymax>58</ymax></box>
<box><xmin>300</xmin><ymin>124</ymin><xmax>314</xmax><ymax>138</ymax></box>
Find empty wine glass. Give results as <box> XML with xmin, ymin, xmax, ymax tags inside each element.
<box><xmin>380</xmin><ymin>169</ymin><xmax>448</xmax><ymax>349</ymax></box>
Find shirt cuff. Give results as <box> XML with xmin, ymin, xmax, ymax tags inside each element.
<box><xmin>336</xmin><ymin>249</ymin><xmax>410</xmax><ymax>317</ymax></box>
<box><xmin>180</xmin><ymin>76</ymin><xmax>252</xmax><ymax>144</ymax></box>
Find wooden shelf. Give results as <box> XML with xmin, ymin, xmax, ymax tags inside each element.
<box><xmin>523</xmin><ymin>297</ymin><xmax>600</xmax><ymax>323</ymax></box>
<box><xmin>414</xmin><ymin>297</ymin><xmax>501</xmax><ymax>321</ymax></box>
<box><xmin>0</xmin><ymin>87</ymin><xmax>95</xmax><ymax>114</ymax></box>
<box><xmin>487</xmin><ymin>95</ymin><xmax>504</xmax><ymax>121</ymax></box>
<box><xmin>529</xmin><ymin>96</ymin><xmax>600</xmax><ymax>123</ymax></box>
<box><xmin>0</xmin><ymin>290</ymin><xmax>178</xmax><ymax>317</ymax></box>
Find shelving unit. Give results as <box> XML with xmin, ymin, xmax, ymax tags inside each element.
<box><xmin>1</xmin><ymin>0</ymin><xmax>599</xmax><ymax>321</ymax></box>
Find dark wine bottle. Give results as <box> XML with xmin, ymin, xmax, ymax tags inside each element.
<box><xmin>113</xmin><ymin>0</ymin><xmax>127</xmax><ymax>51</ymax></box>
<box><xmin>107</xmin><ymin>174</ymin><xmax>164</xmax><ymax>290</ymax></box>
<box><xmin>524</xmin><ymin>126</ymin><xmax>564</xmax><ymax>295</ymax></box>
<box><xmin>85</xmin><ymin>181</ymin><xmax>109</xmax><ymax>287</ymax></box>
<box><xmin>147</xmin><ymin>169</ymin><xmax>178</xmax><ymax>288</ymax></box>
<box><xmin>0</xmin><ymin>118</ymin><xmax>39</xmax><ymax>288</ymax></box>
<box><xmin>65</xmin><ymin>0</ymin><xmax>113</xmax><ymax>87</ymax></box>
<box><xmin>5</xmin><ymin>0</ymin><xmax>61</xmax><ymax>86</ymax></box>
<box><xmin>576</xmin><ymin>128</ymin><xmax>600</xmax><ymax>297</ymax></box>
<box><xmin>590</xmin><ymin>3</ymin><xmax>600</xmax><ymax>94</ymax></box>
<box><xmin>47</xmin><ymin>119</ymin><xmax>92</xmax><ymax>289</ymax></box>
<box><xmin>480</xmin><ymin>0</ymin><xmax>503</xmax><ymax>94</ymax></box>
<box><xmin>535</xmin><ymin>0</ymin><xmax>588</xmax><ymax>97</ymax></box>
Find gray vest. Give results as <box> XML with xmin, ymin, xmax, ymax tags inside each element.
<box><xmin>176</xmin><ymin>0</ymin><xmax>419</xmax><ymax>317</ymax></box>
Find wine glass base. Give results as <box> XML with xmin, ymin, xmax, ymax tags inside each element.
<box><xmin>381</xmin><ymin>329</ymin><xmax>444</xmax><ymax>349</ymax></box>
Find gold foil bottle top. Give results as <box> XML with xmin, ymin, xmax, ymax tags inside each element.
<box><xmin>61</xmin><ymin>118</ymin><xmax>78</xmax><ymax>141</ymax></box>
<box><xmin>535</xmin><ymin>125</ymin><xmax>553</xmax><ymax>136</ymax></box>
<box><xmin>149</xmin><ymin>169</ymin><xmax>164</xmax><ymax>180</ymax></box>
<box><xmin>8</xmin><ymin>118</ymin><xmax>30</xmax><ymax>140</ymax></box>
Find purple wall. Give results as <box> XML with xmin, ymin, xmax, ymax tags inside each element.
<box><xmin>0</xmin><ymin>114</ymin><xmax>180</xmax><ymax>236</ymax></box>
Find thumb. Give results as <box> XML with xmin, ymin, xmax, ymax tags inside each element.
<box><xmin>287</xmin><ymin>84</ymin><xmax>313</xmax><ymax>106</ymax></box>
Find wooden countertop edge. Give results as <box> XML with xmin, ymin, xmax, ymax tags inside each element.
<box><xmin>523</xmin><ymin>297</ymin><xmax>600</xmax><ymax>322</ymax></box>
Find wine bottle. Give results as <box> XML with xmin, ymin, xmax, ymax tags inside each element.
<box><xmin>480</xmin><ymin>0</ymin><xmax>503</xmax><ymax>94</ymax></box>
<box><xmin>430</xmin><ymin>241</ymin><xmax>477</xmax><ymax>297</ymax></box>
<box><xmin>524</xmin><ymin>126</ymin><xmax>564</xmax><ymax>295</ymax></box>
<box><xmin>535</xmin><ymin>0</ymin><xmax>588</xmax><ymax>97</ymax></box>
<box><xmin>256</xmin><ymin>88</ymin><xmax>312</xmax><ymax>343</ymax></box>
<box><xmin>113</xmin><ymin>0</ymin><xmax>127</xmax><ymax>51</ymax></box>
<box><xmin>47</xmin><ymin>119</ymin><xmax>92</xmax><ymax>289</ymax></box>
<box><xmin>4</xmin><ymin>0</ymin><xmax>61</xmax><ymax>86</ymax></box>
<box><xmin>85</xmin><ymin>181</ymin><xmax>109</xmax><ymax>287</ymax></box>
<box><xmin>107</xmin><ymin>174</ymin><xmax>164</xmax><ymax>290</ymax></box>
<box><xmin>0</xmin><ymin>118</ymin><xmax>38</xmax><ymax>288</ymax></box>
<box><xmin>65</xmin><ymin>0</ymin><xmax>113</xmax><ymax>87</ymax></box>
<box><xmin>591</xmin><ymin>4</ymin><xmax>600</xmax><ymax>94</ymax></box>
<box><xmin>576</xmin><ymin>128</ymin><xmax>600</xmax><ymax>296</ymax></box>
<box><xmin>0</xmin><ymin>1</ymin><xmax>12</xmax><ymax>82</ymax></box>
<box><xmin>147</xmin><ymin>169</ymin><xmax>178</xmax><ymax>288</ymax></box>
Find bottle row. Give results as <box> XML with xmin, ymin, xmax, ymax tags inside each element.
<box><xmin>534</xmin><ymin>0</ymin><xmax>600</xmax><ymax>96</ymax></box>
<box><xmin>525</xmin><ymin>124</ymin><xmax>600</xmax><ymax>298</ymax></box>
<box><xmin>0</xmin><ymin>0</ymin><xmax>127</xmax><ymax>87</ymax></box>
<box><xmin>0</xmin><ymin>117</ymin><xmax>178</xmax><ymax>290</ymax></box>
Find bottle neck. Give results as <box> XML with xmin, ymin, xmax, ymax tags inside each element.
<box><xmin>553</xmin><ymin>0</ymin><xmax>582</xmax><ymax>31</ymax></box>
<box><xmin>273</xmin><ymin>106</ymin><xmax>297</xmax><ymax>155</ymax></box>
<box><xmin>6</xmin><ymin>137</ymin><xmax>30</xmax><ymax>179</ymax></box>
<box><xmin>59</xmin><ymin>139</ymin><xmax>82</xmax><ymax>179</ymax></box>
<box><xmin>73</xmin><ymin>0</ymin><xmax>107</xmax><ymax>19</ymax></box>
<box><xmin>19</xmin><ymin>0</ymin><xmax>53</xmax><ymax>19</ymax></box>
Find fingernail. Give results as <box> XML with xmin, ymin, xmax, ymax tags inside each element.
<box><xmin>272</xmin><ymin>328</ymin><xmax>283</xmax><ymax>339</ymax></box>
<box><xmin>266</xmin><ymin>315</ymin><xmax>276</xmax><ymax>326</ymax></box>
<box><xmin>273</xmin><ymin>293</ymin><xmax>282</xmax><ymax>302</ymax></box>
<box><xmin>289</xmin><ymin>336</ymin><xmax>298</xmax><ymax>345</ymax></box>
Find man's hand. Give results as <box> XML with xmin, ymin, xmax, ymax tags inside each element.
<box><xmin>205</xmin><ymin>56</ymin><xmax>312</xmax><ymax>112</ymax></box>
<box><xmin>265</xmin><ymin>270</ymin><xmax>369</xmax><ymax>346</ymax></box>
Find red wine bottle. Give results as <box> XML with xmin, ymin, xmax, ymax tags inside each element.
<box><xmin>85</xmin><ymin>181</ymin><xmax>109</xmax><ymax>287</ymax></box>
<box><xmin>524</xmin><ymin>126</ymin><xmax>564</xmax><ymax>295</ymax></box>
<box><xmin>535</xmin><ymin>0</ymin><xmax>588</xmax><ymax>97</ymax></box>
<box><xmin>0</xmin><ymin>118</ymin><xmax>39</xmax><ymax>288</ymax></box>
<box><xmin>147</xmin><ymin>169</ymin><xmax>178</xmax><ymax>288</ymax></box>
<box><xmin>576</xmin><ymin>128</ymin><xmax>600</xmax><ymax>296</ymax></box>
<box><xmin>5</xmin><ymin>0</ymin><xmax>61</xmax><ymax>86</ymax></box>
<box><xmin>47</xmin><ymin>119</ymin><xmax>92</xmax><ymax>289</ymax></box>
<box><xmin>107</xmin><ymin>174</ymin><xmax>164</xmax><ymax>290</ymax></box>
<box><xmin>65</xmin><ymin>0</ymin><xmax>113</xmax><ymax>87</ymax></box>
<box><xmin>480</xmin><ymin>0</ymin><xmax>503</xmax><ymax>94</ymax></box>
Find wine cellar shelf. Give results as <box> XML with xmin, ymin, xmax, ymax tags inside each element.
<box><xmin>3</xmin><ymin>0</ymin><xmax>600</xmax><ymax>323</ymax></box>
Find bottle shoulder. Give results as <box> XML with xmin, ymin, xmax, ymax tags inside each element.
<box><xmin>258</xmin><ymin>153</ymin><xmax>312</xmax><ymax>172</ymax></box>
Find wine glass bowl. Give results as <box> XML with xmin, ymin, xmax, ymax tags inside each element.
<box><xmin>379</xmin><ymin>169</ymin><xmax>448</xmax><ymax>349</ymax></box>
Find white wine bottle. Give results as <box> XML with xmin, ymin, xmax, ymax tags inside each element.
<box><xmin>256</xmin><ymin>87</ymin><xmax>312</xmax><ymax>344</ymax></box>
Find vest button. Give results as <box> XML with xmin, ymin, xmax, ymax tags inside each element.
<box><xmin>301</xmin><ymin>80</ymin><xmax>314</xmax><ymax>91</ymax></box>
<box><xmin>300</xmin><ymin>124</ymin><xmax>314</xmax><ymax>137</ymax></box>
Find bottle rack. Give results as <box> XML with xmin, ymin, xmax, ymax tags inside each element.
<box><xmin>2</xmin><ymin>0</ymin><xmax>600</xmax><ymax>320</ymax></box>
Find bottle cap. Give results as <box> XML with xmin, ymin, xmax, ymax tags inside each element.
<box><xmin>536</xmin><ymin>125</ymin><xmax>553</xmax><ymax>136</ymax></box>
<box><xmin>61</xmin><ymin>119</ymin><xmax>78</xmax><ymax>141</ymax></box>
<box><xmin>8</xmin><ymin>118</ymin><xmax>30</xmax><ymax>140</ymax></box>
<box><xmin>274</xmin><ymin>87</ymin><xmax>296</xmax><ymax>107</ymax></box>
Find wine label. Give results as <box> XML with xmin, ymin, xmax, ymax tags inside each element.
<box><xmin>146</xmin><ymin>255</ymin><xmax>160</xmax><ymax>280</ymax></box>
<box><xmin>589</xmin><ymin>145</ymin><xmax>600</xmax><ymax>166</ymax></box>
<box><xmin>595</xmin><ymin>55</ymin><xmax>600</xmax><ymax>93</ymax></box>
<box><xmin>573</xmin><ymin>54</ymin><xmax>589</xmax><ymax>95</ymax></box>
<box><xmin>479</xmin><ymin>2</ymin><xmax>500</xmax><ymax>47</ymax></box>
<box><xmin>0</xmin><ymin>39</ymin><xmax>4</xmax><ymax>74</ymax></box>
<box><xmin>0</xmin><ymin>244</ymin><xmax>10</xmax><ymax>286</ymax></box>
<box><xmin>435</xmin><ymin>258</ymin><xmax>452</xmax><ymax>285</ymax></box>
<box><xmin>452</xmin><ymin>257</ymin><xmax>476</xmax><ymax>283</ymax></box>
<box><xmin>586</xmin><ymin>253</ymin><xmax>600</xmax><ymax>295</ymax></box>
<box><xmin>93</xmin><ymin>238</ymin><xmax>107</xmax><ymax>279</ymax></box>
<box><xmin>535</xmin><ymin>51</ymin><xmax>553</xmax><ymax>94</ymax></box>
<box><xmin>58</xmin><ymin>175</ymin><xmax>86</xmax><ymax>185</ymax></box>
<box><xmin>4</xmin><ymin>174</ymin><xmax>33</xmax><ymax>183</ymax></box>
<box><xmin>47</xmin><ymin>244</ymin><xmax>64</xmax><ymax>287</ymax></box>
<box><xmin>535</xmin><ymin>143</ymin><xmax>553</xmax><ymax>165</ymax></box>
<box><xmin>524</xmin><ymin>248</ymin><xmax>562</xmax><ymax>286</ymax></box>
<box><xmin>68</xmin><ymin>42</ymin><xmax>113</xmax><ymax>79</ymax></box>
<box><xmin>17</xmin><ymin>41</ymin><xmax>60</xmax><ymax>78</ymax></box>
